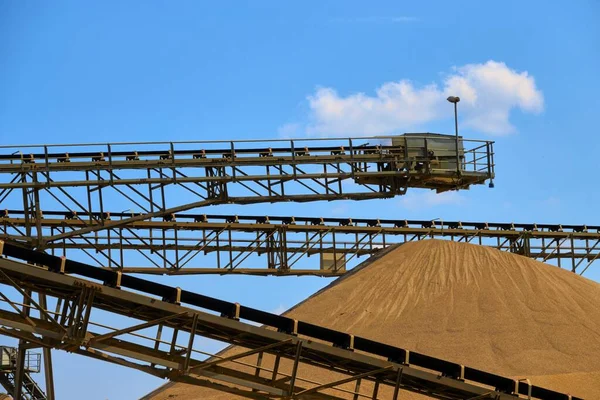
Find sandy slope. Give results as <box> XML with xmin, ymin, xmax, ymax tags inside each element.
<box><xmin>145</xmin><ymin>240</ymin><xmax>600</xmax><ymax>399</ymax></box>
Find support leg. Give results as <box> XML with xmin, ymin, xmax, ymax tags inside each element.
<box><xmin>39</xmin><ymin>294</ymin><xmax>55</xmax><ymax>400</ymax></box>
<box><xmin>14</xmin><ymin>342</ymin><xmax>26</xmax><ymax>400</ymax></box>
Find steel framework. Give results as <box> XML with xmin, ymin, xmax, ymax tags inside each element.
<box><xmin>0</xmin><ymin>241</ymin><xmax>579</xmax><ymax>400</ymax></box>
<box><xmin>2</xmin><ymin>210</ymin><xmax>598</xmax><ymax>276</ymax></box>
<box><xmin>0</xmin><ymin>135</ymin><xmax>494</xmax><ymax>250</ymax></box>
<box><xmin>0</xmin><ymin>346</ymin><xmax>46</xmax><ymax>400</ymax></box>
<box><xmin>0</xmin><ymin>134</ymin><xmax>588</xmax><ymax>398</ymax></box>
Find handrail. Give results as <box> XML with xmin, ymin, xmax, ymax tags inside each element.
<box><xmin>0</xmin><ymin>133</ymin><xmax>494</xmax><ymax>149</ymax></box>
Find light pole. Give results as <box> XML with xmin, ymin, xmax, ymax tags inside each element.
<box><xmin>446</xmin><ymin>96</ymin><xmax>461</xmax><ymax>178</ymax></box>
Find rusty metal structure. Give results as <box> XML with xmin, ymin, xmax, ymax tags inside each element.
<box><xmin>1</xmin><ymin>135</ymin><xmax>597</xmax><ymax>277</ymax></box>
<box><xmin>0</xmin><ymin>134</ymin><xmax>493</xmax><ymax>251</ymax></box>
<box><xmin>0</xmin><ymin>133</ymin><xmax>590</xmax><ymax>399</ymax></box>
<box><xmin>2</xmin><ymin>210</ymin><xmax>598</xmax><ymax>276</ymax></box>
<box><xmin>0</xmin><ymin>346</ymin><xmax>46</xmax><ymax>399</ymax></box>
<box><xmin>0</xmin><ymin>241</ymin><xmax>581</xmax><ymax>400</ymax></box>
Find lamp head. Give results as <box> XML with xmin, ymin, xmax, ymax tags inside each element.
<box><xmin>447</xmin><ymin>96</ymin><xmax>461</xmax><ymax>104</ymax></box>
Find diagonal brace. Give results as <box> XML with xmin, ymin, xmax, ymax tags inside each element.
<box><xmin>296</xmin><ymin>366</ymin><xmax>393</xmax><ymax>396</ymax></box>
<box><xmin>88</xmin><ymin>312</ymin><xmax>188</xmax><ymax>345</ymax></box>
<box><xmin>0</xmin><ymin>269</ymin><xmax>67</xmax><ymax>334</ymax></box>
<box><xmin>192</xmin><ymin>338</ymin><xmax>294</xmax><ymax>372</ymax></box>
<box><xmin>43</xmin><ymin>198</ymin><xmax>219</xmax><ymax>244</ymax></box>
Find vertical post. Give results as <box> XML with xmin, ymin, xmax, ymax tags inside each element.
<box><xmin>271</xmin><ymin>354</ymin><xmax>281</xmax><ymax>384</ymax></box>
<box><xmin>453</xmin><ymin>101</ymin><xmax>460</xmax><ymax>177</ymax></box>
<box><xmin>170</xmin><ymin>142</ymin><xmax>176</xmax><ymax>183</ymax></box>
<box><xmin>43</xmin><ymin>145</ymin><xmax>49</xmax><ymax>179</ymax></box>
<box><xmin>423</xmin><ymin>137</ymin><xmax>429</xmax><ymax>174</ymax></box>
<box><xmin>254</xmin><ymin>352</ymin><xmax>264</xmax><ymax>378</ymax></box>
<box><xmin>150</xmin><ymin>324</ymin><xmax>163</xmax><ymax>368</ymax></box>
<box><xmin>291</xmin><ymin>140</ymin><xmax>297</xmax><ymax>179</ymax></box>
<box><xmin>352</xmin><ymin>378</ymin><xmax>361</xmax><ymax>400</ymax></box>
<box><xmin>230</xmin><ymin>141</ymin><xmax>236</xmax><ymax>181</ymax></box>
<box><xmin>21</xmin><ymin>172</ymin><xmax>32</xmax><ymax>239</ymax></box>
<box><xmin>228</xmin><ymin>229</ymin><xmax>233</xmax><ymax>271</ymax></box>
<box><xmin>183</xmin><ymin>313</ymin><xmax>198</xmax><ymax>372</ymax></box>
<box><xmin>288</xmin><ymin>341</ymin><xmax>303</xmax><ymax>396</ymax></box>
<box><xmin>392</xmin><ymin>367</ymin><xmax>403</xmax><ymax>400</ymax></box>
<box><xmin>14</xmin><ymin>342</ymin><xmax>26</xmax><ymax>400</ymax></box>
<box><xmin>251</xmin><ymin>352</ymin><xmax>264</xmax><ymax>393</ymax></box>
<box><xmin>332</xmin><ymin>230</ymin><xmax>337</xmax><ymax>272</ymax></box>
<box><xmin>107</xmin><ymin>144</ymin><xmax>114</xmax><ymax>185</ymax></box>
<box><xmin>280</xmin><ymin>228</ymin><xmax>288</xmax><ymax>271</ymax></box>
<box><xmin>85</xmin><ymin>170</ymin><xmax>94</xmax><ymax>223</ymax></box>
<box><xmin>486</xmin><ymin>142</ymin><xmax>494</xmax><ymax>188</ymax></box>
<box><xmin>349</xmin><ymin>138</ymin><xmax>355</xmax><ymax>179</ymax></box>
<box><xmin>447</xmin><ymin>96</ymin><xmax>461</xmax><ymax>180</ymax></box>
<box><xmin>39</xmin><ymin>294</ymin><xmax>56</xmax><ymax>400</ymax></box>
<box><xmin>14</xmin><ymin>290</ymin><xmax>32</xmax><ymax>400</ymax></box>
<box><xmin>371</xmin><ymin>381</ymin><xmax>380</xmax><ymax>399</ymax></box>
<box><xmin>169</xmin><ymin>329</ymin><xmax>179</xmax><ymax>355</ymax></box>
<box><xmin>151</xmin><ymin>324</ymin><xmax>164</xmax><ymax>368</ymax></box>
<box><xmin>118</xmin><ymin>228</ymin><xmax>123</xmax><ymax>270</ymax></box>
<box><xmin>32</xmin><ymin>171</ymin><xmax>43</xmax><ymax>249</ymax></box>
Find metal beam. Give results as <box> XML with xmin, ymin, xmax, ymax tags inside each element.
<box><xmin>295</xmin><ymin>366</ymin><xmax>392</xmax><ymax>396</ymax></box>
<box><xmin>192</xmin><ymin>339</ymin><xmax>293</xmax><ymax>372</ymax></box>
<box><xmin>42</xmin><ymin>198</ymin><xmax>219</xmax><ymax>244</ymax></box>
<box><xmin>88</xmin><ymin>312</ymin><xmax>188</xmax><ymax>345</ymax></box>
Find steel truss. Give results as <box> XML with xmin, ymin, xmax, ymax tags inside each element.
<box><xmin>2</xmin><ymin>210</ymin><xmax>599</xmax><ymax>276</ymax></box>
<box><xmin>0</xmin><ymin>135</ymin><xmax>494</xmax><ymax>249</ymax></box>
<box><xmin>0</xmin><ymin>241</ymin><xmax>577</xmax><ymax>400</ymax></box>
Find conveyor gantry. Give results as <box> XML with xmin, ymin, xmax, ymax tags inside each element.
<box><xmin>2</xmin><ymin>209</ymin><xmax>598</xmax><ymax>276</ymax></box>
<box><xmin>0</xmin><ymin>241</ymin><xmax>579</xmax><ymax>400</ymax></box>
<box><xmin>0</xmin><ymin>134</ymin><xmax>494</xmax><ymax>249</ymax></box>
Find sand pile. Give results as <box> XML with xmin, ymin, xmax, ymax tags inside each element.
<box><xmin>145</xmin><ymin>240</ymin><xmax>600</xmax><ymax>399</ymax></box>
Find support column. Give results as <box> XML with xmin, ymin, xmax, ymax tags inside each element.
<box><xmin>39</xmin><ymin>294</ymin><xmax>55</xmax><ymax>400</ymax></box>
<box><xmin>14</xmin><ymin>290</ymin><xmax>32</xmax><ymax>400</ymax></box>
<box><xmin>14</xmin><ymin>342</ymin><xmax>26</xmax><ymax>400</ymax></box>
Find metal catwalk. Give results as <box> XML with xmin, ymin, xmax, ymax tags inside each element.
<box><xmin>0</xmin><ymin>241</ymin><xmax>580</xmax><ymax>399</ymax></box>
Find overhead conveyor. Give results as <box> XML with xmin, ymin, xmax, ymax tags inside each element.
<box><xmin>0</xmin><ymin>241</ymin><xmax>580</xmax><ymax>400</ymax></box>
<box><xmin>0</xmin><ymin>134</ymin><xmax>493</xmax><ymax>248</ymax></box>
<box><xmin>2</xmin><ymin>209</ymin><xmax>598</xmax><ymax>276</ymax></box>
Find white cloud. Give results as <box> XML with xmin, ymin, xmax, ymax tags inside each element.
<box><xmin>287</xmin><ymin>61</ymin><xmax>543</xmax><ymax>137</ymax></box>
<box><xmin>399</xmin><ymin>190</ymin><xmax>466</xmax><ymax>211</ymax></box>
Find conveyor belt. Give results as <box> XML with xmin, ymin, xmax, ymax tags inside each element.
<box><xmin>0</xmin><ymin>240</ymin><xmax>581</xmax><ymax>399</ymax></box>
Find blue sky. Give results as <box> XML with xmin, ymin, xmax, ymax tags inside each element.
<box><xmin>1</xmin><ymin>1</ymin><xmax>599</xmax><ymax>399</ymax></box>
